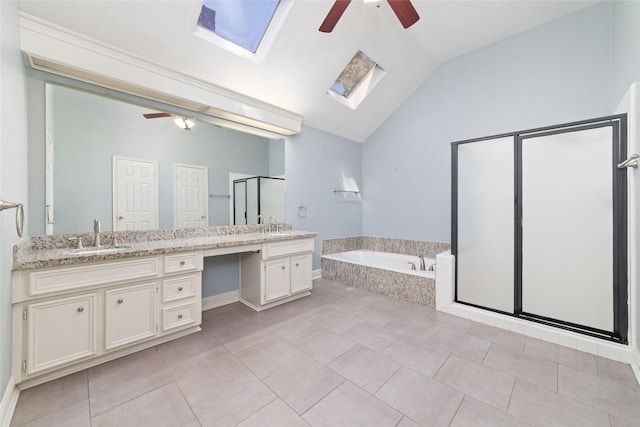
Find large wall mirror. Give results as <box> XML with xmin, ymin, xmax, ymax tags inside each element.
<box><xmin>45</xmin><ymin>83</ymin><xmax>285</xmax><ymax>235</ymax></box>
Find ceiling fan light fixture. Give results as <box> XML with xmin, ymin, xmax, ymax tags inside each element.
<box><xmin>174</xmin><ymin>117</ymin><xmax>194</xmax><ymax>131</ymax></box>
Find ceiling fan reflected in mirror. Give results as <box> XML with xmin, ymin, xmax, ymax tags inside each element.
<box><xmin>143</xmin><ymin>112</ymin><xmax>194</xmax><ymax>131</ymax></box>
<box><xmin>319</xmin><ymin>0</ymin><xmax>419</xmax><ymax>33</ymax></box>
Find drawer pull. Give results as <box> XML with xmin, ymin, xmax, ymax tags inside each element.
<box><xmin>178</xmin><ymin>314</ymin><xmax>183</xmax><ymax>319</ymax></box>
<box><xmin>281</xmin><ymin>266</ymin><xmax>286</xmax><ymax>270</ymax></box>
<box><xmin>117</xmin><ymin>298</ymin><xmax>123</xmax><ymax>304</ymax></box>
<box><xmin>77</xmin><ymin>307</ymin><xmax>84</xmax><ymax>313</ymax></box>
<box><xmin>178</xmin><ymin>286</ymin><xmax>183</xmax><ymax>291</ymax></box>
<box><xmin>295</xmin><ymin>263</ymin><xmax>299</xmax><ymax>267</ymax></box>
<box><xmin>180</xmin><ymin>261</ymin><xmax>186</xmax><ymax>266</ymax></box>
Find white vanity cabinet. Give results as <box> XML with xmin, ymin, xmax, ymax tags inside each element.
<box><xmin>12</xmin><ymin>251</ymin><xmax>203</xmax><ymax>388</ymax></box>
<box><xmin>240</xmin><ymin>238</ymin><xmax>314</xmax><ymax>310</ymax></box>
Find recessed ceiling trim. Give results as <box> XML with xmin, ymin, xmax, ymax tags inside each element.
<box><xmin>19</xmin><ymin>12</ymin><xmax>303</xmax><ymax>136</ymax></box>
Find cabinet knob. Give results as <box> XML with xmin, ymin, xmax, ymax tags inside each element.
<box><xmin>178</xmin><ymin>286</ymin><xmax>183</xmax><ymax>291</ymax></box>
<box><xmin>295</xmin><ymin>263</ymin><xmax>299</xmax><ymax>267</ymax></box>
<box><xmin>281</xmin><ymin>266</ymin><xmax>286</xmax><ymax>270</ymax></box>
<box><xmin>77</xmin><ymin>307</ymin><xmax>84</xmax><ymax>313</ymax></box>
<box><xmin>117</xmin><ymin>298</ymin><xmax>123</xmax><ymax>304</ymax></box>
<box><xmin>180</xmin><ymin>261</ymin><xmax>186</xmax><ymax>266</ymax></box>
<box><xmin>178</xmin><ymin>314</ymin><xmax>183</xmax><ymax>319</ymax></box>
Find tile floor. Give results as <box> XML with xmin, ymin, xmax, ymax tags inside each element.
<box><xmin>10</xmin><ymin>278</ymin><xmax>640</xmax><ymax>426</ymax></box>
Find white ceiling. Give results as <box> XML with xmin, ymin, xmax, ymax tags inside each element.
<box><xmin>19</xmin><ymin>0</ymin><xmax>597</xmax><ymax>142</ymax></box>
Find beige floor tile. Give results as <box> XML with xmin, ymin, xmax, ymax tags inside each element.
<box><xmin>303</xmin><ymin>381</ymin><xmax>401</xmax><ymax>426</ymax></box>
<box><xmin>558</xmin><ymin>365</ymin><xmax>640</xmax><ymax>423</ymax></box>
<box><xmin>293</xmin><ymin>329</ymin><xmax>356</xmax><ymax>365</ymax></box>
<box><xmin>13</xmin><ymin>399</ymin><xmax>90</xmax><ymax>427</ymax></box>
<box><xmin>384</xmin><ymin>315</ymin><xmax>441</xmax><ymax>342</ymax></box>
<box><xmin>381</xmin><ymin>337</ymin><xmax>449</xmax><ymax>377</ymax></box>
<box><xmin>376</xmin><ymin>367</ymin><xmax>463</xmax><ymax>426</ymax></box>
<box><xmin>435</xmin><ymin>354</ymin><xmax>515</xmax><ymax>411</ymax></box>
<box><xmin>156</xmin><ymin>330</ymin><xmax>220</xmax><ymax>366</ymax></box>
<box><xmin>609</xmin><ymin>413</ymin><xmax>640</xmax><ymax>427</ymax></box>
<box><xmin>427</xmin><ymin>327</ymin><xmax>491</xmax><ymax>362</ymax></box>
<box><xmin>422</xmin><ymin>309</ymin><xmax>475</xmax><ymax>333</ymax></box>
<box><xmin>267</xmin><ymin>318</ymin><xmax>318</xmax><ymax>343</ymax></box>
<box><xmin>396</xmin><ymin>416</ymin><xmax>421</xmax><ymax>427</ymax></box>
<box><xmin>328</xmin><ymin>345</ymin><xmax>401</xmax><ymax>394</ymax></box>
<box><xmin>483</xmin><ymin>344</ymin><xmax>558</xmax><ymax>391</ymax></box>
<box><xmin>342</xmin><ymin>322</ymin><xmax>399</xmax><ymax>352</ymax></box>
<box><xmin>236</xmin><ymin>399</ymin><xmax>309</xmax><ymax>427</ymax></box>
<box><xmin>450</xmin><ymin>396</ymin><xmax>530</xmax><ymax>427</ymax></box>
<box><xmin>509</xmin><ymin>378</ymin><xmax>610</xmax><ymax>426</ymax></box>
<box><xmin>186</xmin><ymin>367</ymin><xmax>276</xmax><ymax>427</ymax></box>
<box><xmin>467</xmin><ymin>323</ymin><xmax>526</xmax><ymax>351</ymax></box>
<box><xmin>10</xmin><ymin>371</ymin><xmax>88</xmax><ymax>426</ymax></box>
<box><xmin>524</xmin><ymin>337</ymin><xmax>597</xmax><ymax>375</ymax></box>
<box><xmin>595</xmin><ymin>356</ymin><xmax>640</xmax><ymax>388</ymax></box>
<box><xmin>353</xmin><ymin>303</ymin><xmax>403</xmax><ymax>326</ymax></box>
<box><xmin>236</xmin><ymin>337</ymin><xmax>307</xmax><ymax>379</ymax></box>
<box><xmin>91</xmin><ymin>382</ymin><xmax>196</xmax><ymax>427</ymax></box>
<box><xmin>169</xmin><ymin>346</ymin><xmax>247</xmax><ymax>396</ymax></box>
<box><xmin>88</xmin><ymin>349</ymin><xmax>173</xmax><ymax>416</ymax></box>
<box><xmin>263</xmin><ymin>355</ymin><xmax>344</xmax><ymax>414</ymax></box>
<box><xmin>311</xmin><ymin>309</ymin><xmax>364</xmax><ymax>334</ymax></box>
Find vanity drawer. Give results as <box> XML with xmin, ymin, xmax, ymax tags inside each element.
<box><xmin>162</xmin><ymin>303</ymin><xmax>196</xmax><ymax>331</ymax></box>
<box><xmin>162</xmin><ymin>274</ymin><xmax>197</xmax><ymax>303</ymax></box>
<box><xmin>164</xmin><ymin>252</ymin><xmax>202</xmax><ymax>274</ymax></box>
<box><xmin>27</xmin><ymin>258</ymin><xmax>159</xmax><ymax>297</ymax></box>
<box><xmin>263</xmin><ymin>239</ymin><xmax>314</xmax><ymax>259</ymax></box>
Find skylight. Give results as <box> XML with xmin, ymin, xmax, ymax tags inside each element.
<box><xmin>327</xmin><ymin>50</ymin><xmax>386</xmax><ymax>110</ymax></box>
<box><xmin>195</xmin><ymin>0</ymin><xmax>292</xmax><ymax>63</ymax></box>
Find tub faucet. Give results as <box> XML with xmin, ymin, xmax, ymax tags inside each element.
<box><xmin>408</xmin><ymin>261</ymin><xmax>416</xmax><ymax>270</ymax></box>
<box><xmin>428</xmin><ymin>263</ymin><xmax>436</xmax><ymax>272</ymax></box>
<box><xmin>93</xmin><ymin>219</ymin><xmax>101</xmax><ymax>247</ymax></box>
<box><xmin>419</xmin><ymin>255</ymin><xmax>426</xmax><ymax>271</ymax></box>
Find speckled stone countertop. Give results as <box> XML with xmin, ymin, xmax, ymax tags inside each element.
<box><xmin>13</xmin><ymin>225</ymin><xmax>316</xmax><ymax>271</ymax></box>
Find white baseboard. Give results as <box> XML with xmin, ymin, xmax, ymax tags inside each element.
<box><xmin>312</xmin><ymin>269</ymin><xmax>321</xmax><ymax>280</ymax></box>
<box><xmin>202</xmin><ymin>290</ymin><xmax>240</xmax><ymax>311</ymax></box>
<box><xmin>0</xmin><ymin>376</ymin><xmax>18</xmax><ymax>427</ymax></box>
<box><xmin>632</xmin><ymin>348</ymin><xmax>640</xmax><ymax>385</ymax></box>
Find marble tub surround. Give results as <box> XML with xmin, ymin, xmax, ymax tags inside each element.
<box><xmin>12</xmin><ymin>224</ymin><xmax>316</xmax><ymax>270</ymax></box>
<box><xmin>322</xmin><ymin>257</ymin><xmax>435</xmax><ymax>306</ymax></box>
<box><xmin>322</xmin><ymin>236</ymin><xmax>450</xmax><ymax>259</ymax></box>
<box><xmin>321</xmin><ymin>236</ymin><xmax>448</xmax><ymax>307</ymax></box>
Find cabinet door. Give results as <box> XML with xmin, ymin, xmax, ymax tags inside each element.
<box><xmin>26</xmin><ymin>293</ymin><xmax>97</xmax><ymax>375</ymax></box>
<box><xmin>105</xmin><ymin>282</ymin><xmax>156</xmax><ymax>350</ymax></box>
<box><xmin>290</xmin><ymin>253</ymin><xmax>312</xmax><ymax>294</ymax></box>
<box><xmin>263</xmin><ymin>258</ymin><xmax>290</xmax><ymax>303</ymax></box>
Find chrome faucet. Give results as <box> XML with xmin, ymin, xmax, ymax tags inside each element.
<box><xmin>419</xmin><ymin>255</ymin><xmax>426</xmax><ymax>271</ymax></box>
<box><xmin>93</xmin><ymin>219</ymin><xmax>101</xmax><ymax>247</ymax></box>
<box><xmin>257</xmin><ymin>215</ymin><xmax>264</xmax><ymax>235</ymax></box>
<box><xmin>268</xmin><ymin>216</ymin><xmax>276</xmax><ymax>233</ymax></box>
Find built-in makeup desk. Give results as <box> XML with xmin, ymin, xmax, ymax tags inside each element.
<box><xmin>11</xmin><ymin>226</ymin><xmax>316</xmax><ymax>388</ymax></box>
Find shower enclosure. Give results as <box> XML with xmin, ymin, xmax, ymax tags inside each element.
<box><xmin>452</xmin><ymin>115</ymin><xmax>628</xmax><ymax>343</ymax></box>
<box><xmin>233</xmin><ymin>176</ymin><xmax>285</xmax><ymax>225</ymax></box>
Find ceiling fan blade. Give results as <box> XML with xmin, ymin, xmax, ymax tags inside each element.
<box><xmin>143</xmin><ymin>112</ymin><xmax>172</xmax><ymax>119</ymax></box>
<box><xmin>387</xmin><ymin>0</ymin><xmax>419</xmax><ymax>29</ymax></box>
<box><xmin>319</xmin><ymin>0</ymin><xmax>351</xmax><ymax>33</ymax></box>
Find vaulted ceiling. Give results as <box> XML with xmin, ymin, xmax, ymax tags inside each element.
<box><xmin>19</xmin><ymin>0</ymin><xmax>597</xmax><ymax>142</ymax></box>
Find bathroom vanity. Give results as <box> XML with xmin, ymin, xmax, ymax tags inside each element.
<box><xmin>11</xmin><ymin>227</ymin><xmax>315</xmax><ymax>388</ymax></box>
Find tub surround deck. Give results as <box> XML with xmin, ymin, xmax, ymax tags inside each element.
<box><xmin>13</xmin><ymin>224</ymin><xmax>316</xmax><ymax>270</ymax></box>
<box><xmin>321</xmin><ymin>236</ymin><xmax>450</xmax><ymax>307</ymax></box>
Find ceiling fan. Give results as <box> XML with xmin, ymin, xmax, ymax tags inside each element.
<box><xmin>143</xmin><ymin>112</ymin><xmax>194</xmax><ymax>131</ymax></box>
<box><xmin>319</xmin><ymin>0</ymin><xmax>419</xmax><ymax>33</ymax></box>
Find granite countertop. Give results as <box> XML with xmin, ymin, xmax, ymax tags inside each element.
<box><xmin>13</xmin><ymin>228</ymin><xmax>317</xmax><ymax>271</ymax></box>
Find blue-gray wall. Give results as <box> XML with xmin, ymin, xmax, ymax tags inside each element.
<box><xmin>285</xmin><ymin>125</ymin><xmax>362</xmax><ymax>268</ymax></box>
<box><xmin>612</xmin><ymin>0</ymin><xmax>640</xmax><ymax>359</ymax></box>
<box><xmin>1</xmin><ymin>0</ymin><xmax>30</xmax><ymax>403</ymax></box>
<box><xmin>362</xmin><ymin>2</ymin><xmax>612</xmax><ymax>242</ymax></box>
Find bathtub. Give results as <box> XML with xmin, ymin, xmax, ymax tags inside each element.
<box><xmin>321</xmin><ymin>250</ymin><xmax>437</xmax><ymax>306</ymax></box>
<box><xmin>323</xmin><ymin>250</ymin><xmax>436</xmax><ymax>279</ymax></box>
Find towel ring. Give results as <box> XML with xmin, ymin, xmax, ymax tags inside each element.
<box><xmin>0</xmin><ymin>200</ymin><xmax>25</xmax><ymax>237</ymax></box>
<box><xmin>297</xmin><ymin>204</ymin><xmax>307</xmax><ymax>218</ymax></box>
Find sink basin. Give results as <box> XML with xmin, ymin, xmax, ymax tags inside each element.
<box><xmin>64</xmin><ymin>246</ymin><xmax>131</xmax><ymax>256</ymax></box>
